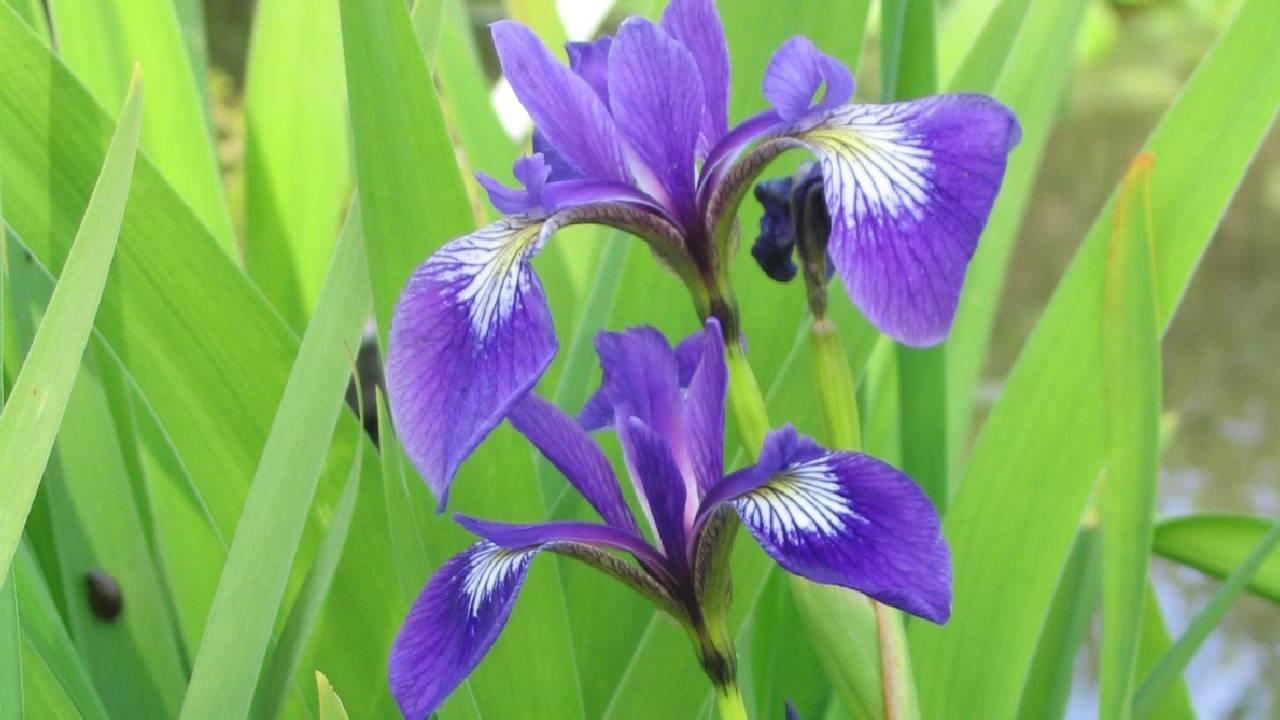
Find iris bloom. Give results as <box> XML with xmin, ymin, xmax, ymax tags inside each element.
<box><xmin>384</xmin><ymin>0</ymin><xmax>1020</xmax><ymax>504</ymax></box>
<box><xmin>388</xmin><ymin>320</ymin><xmax>949</xmax><ymax>718</ymax></box>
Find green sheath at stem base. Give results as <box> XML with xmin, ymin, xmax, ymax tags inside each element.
<box><xmin>714</xmin><ymin>684</ymin><xmax>750</xmax><ymax>720</ymax></box>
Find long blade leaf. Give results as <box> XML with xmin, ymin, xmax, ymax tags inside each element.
<box><xmin>0</xmin><ymin>74</ymin><xmax>141</xmax><ymax>580</ymax></box>
<box><xmin>1133</xmin><ymin>521</ymin><xmax>1280</xmax><ymax>717</ymax></box>
<box><xmin>1132</xmin><ymin>582</ymin><xmax>1195</xmax><ymax>720</ymax></box>
<box><xmin>12</xmin><ymin>541</ymin><xmax>108</xmax><ymax>719</ymax></box>
<box><xmin>317</xmin><ymin>671</ymin><xmax>351</xmax><ymax>720</ymax></box>
<box><xmin>909</xmin><ymin>3</ymin><xmax>1280</xmax><ymax>716</ymax></box>
<box><xmin>0</xmin><ymin>568</ymin><xmax>19</xmax><ymax>719</ymax></box>
<box><xmin>945</xmin><ymin>0</ymin><xmax>1085</xmax><ymax>473</ymax></box>
<box><xmin>0</xmin><ymin>10</ymin><xmax>403</xmax><ymax>712</ymax></box>
<box><xmin>46</xmin><ymin>0</ymin><xmax>234</xmax><ymax>252</ymax></box>
<box><xmin>338</xmin><ymin>0</ymin><xmax>471</xmax><ymax>343</ymax></box>
<box><xmin>1154</xmin><ymin>514</ymin><xmax>1280</xmax><ymax>604</ymax></box>
<box><xmin>243</xmin><ymin>0</ymin><xmax>351</xmax><ymax>328</ymax></box>
<box><xmin>180</xmin><ymin>202</ymin><xmax>371</xmax><ymax>719</ymax></box>
<box><xmin>1016</xmin><ymin>524</ymin><xmax>1102</xmax><ymax>720</ymax></box>
<box><xmin>255</xmin><ymin>420</ymin><xmax>365</xmax><ymax>719</ymax></box>
<box><xmin>1100</xmin><ymin>152</ymin><xmax>1160</xmax><ymax>720</ymax></box>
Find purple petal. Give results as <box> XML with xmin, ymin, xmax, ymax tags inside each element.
<box><xmin>456</xmin><ymin>515</ymin><xmax>667</xmax><ymax>571</ymax></box>
<box><xmin>674</xmin><ymin>328</ymin><xmax>709</xmax><ymax>384</ymax></box>
<box><xmin>566</xmin><ymin>36</ymin><xmax>613</xmax><ymax>104</ymax></box>
<box><xmin>475</xmin><ymin>154</ymin><xmax>552</xmax><ymax>215</ymax></box>
<box><xmin>513</xmin><ymin>153</ymin><xmax>552</xmax><ymax>195</ymax></box>
<box><xmin>706</xmin><ymin>425</ymin><xmax>951</xmax><ymax>623</ymax></box>
<box><xmin>532</xmin><ymin>129</ymin><xmax>581</xmax><ymax>181</ymax></box>
<box><xmin>608</xmin><ymin>18</ymin><xmax>704</xmax><ymax>223</ymax></box>
<box><xmin>491</xmin><ymin>21</ymin><xmax>630</xmax><ymax>183</ymax></box>
<box><xmin>475</xmin><ymin>172</ymin><xmax>533</xmax><ymax>215</ymax></box>
<box><xmin>386</xmin><ymin>218</ymin><xmax>557</xmax><ymax>506</ymax></box>
<box><xmin>594</xmin><ymin>325</ymin><xmax>685</xmax><ymax>442</ymax></box>
<box><xmin>578</xmin><ymin>325</ymin><xmax>708</xmax><ymax>432</ymax></box>
<box><xmin>388</xmin><ymin>542</ymin><xmax>536</xmax><ymax>718</ymax></box>
<box><xmin>660</xmin><ymin>0</ymin><xmax>730</xmax><ymax>154</ymax></box>
<box><xmin>621</xmin><ymin>418</ymin><xmax>689</xmax><ymax>566</ymax></box>
<box><xmin>696</xmin><ymin>108</ymin><xmax>786</xmax><ymax>216</ymax></box>
<box><xmin>683</xmin><ymin>319</ymin><xmax>726</xmax><ymax>496</ymax></box>
<box><xmin>796</xmin><ymin>95</ymin><xmax>1020</xmax><ymax>345</ymax></box>
<box><xmin>576</xmin><ymin>390</ymin><xmax>615</xmax><ymax>432</ymax></box>
<box><xmin>540</xmin><ymin>178</ymin><xmax>671</xmax><ymax>219</ymax></box>
<box><xmin>595</xmin><ymin>326</ymin><xmax>701</xmax><ymax>532</ymax></box>
<box><xmin>507</xmin><ymin>393</ymin><xmax>639</xmax><ymax>533</ymax></box>
<box><xmin>763</xmin><ymin>36</ymin><xmax>855</xmax><ymax>123</ymax></box>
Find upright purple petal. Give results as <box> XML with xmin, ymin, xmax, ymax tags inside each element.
<box><xmin>793</xmin><ymin>95</ymin><xmax>1020</xmax><ymax>345</ymax></box>
<box><xmin>594</xmin><ymin>325</ymin><xmax>685</xmax><ymax>443</ymax></box>
<box><xmin>491</xmin><ymin>21</ymin><xmax>630</xmax><ymax>183</ymax></box>
<box><xmin>683</xmin><ymin>319</ymin><xmax>726</xmax><ymax>496</ymax></box>
<box><xmin>608</xmin><ymin>18</ymin><xmax>704</xmax><ymax>223</ymax></box>
<box><xmin>566</xmin><ymin>36</ymin><xmax>613</xmax><ymax>104</ymax></box>
<box><xmin>387</xmin><ymin>218</ymin><xmax>556</xmax><ymax>506</ymax></box>
<box><xmin>594</xmin><ymin>325</ymin><xmax>702</xmax><ymax>533</ymax></box>
<box><xmin>532</xmin><ymin>129</ymin><xmax>581</xmax><ymax>181</ymax></box>
<box><xmin>388</xmin><ymin>542</ymin><xmax>535</xmax><ymax>718</ymax></box>
<box><xmin>578</xmin><ymin>326</ymin><xmax>708</xmax><ymax>432</ymax></box>
<box><xmin>507</xmin><ymin>393</ymin><xmax>639</xmax><ymax>534</ymax></box>
<box><xmin>703</xmin><ymin>425</ymin><xmax>951</xmax><ymax>623</ymax></box>
<box><xmin>576</xmin><ymin>390</ymin><xmax>615</xmax><ymax>433</ymax></box>
<box><xmin>673</xmin><ymin>328</ymin><xmax>709</xmax><ymax>382</ymax></box>
<box><xmin>763</xmin><ymin>36</ymin><xmax>855</xmax><ymax>123</ymax></box>
<box><xmin>660</xmin><ymin>0</ymin><xmax>730</xmax><ymax>154</ymax></box>
<box><xmin>621</xmin><ymin>418</ymin><xmax>689</xmax><ymax>568</ymax></box>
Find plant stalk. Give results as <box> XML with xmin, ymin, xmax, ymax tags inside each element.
<box><xmin>714</xmin><ymin>684</ymin><xmax>750</xmax><ymax>720</ymax></box>
<box><xmin>807</xmin><ymin>315</ymin><xmax>920</xmax><ymax>720</ymax></box>
<box><xmin>722</xmin><ymin>324</ymin><xmax>921</xmax><ymax>720</ymax></box>
<box><xmin>724</xmin><ymin>344</ymin><xmax>771</xmax><ymax>453</ymax></box>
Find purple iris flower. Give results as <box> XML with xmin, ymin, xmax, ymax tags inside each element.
<box><xmin>385</xmin><ymin>0</ymin><xmax>1020</xmax><ymax>505</ymax></box>
<box><xmin>388</xmin><ymin>320</ymin><xmax>949</xmax><ymax>718</ymax></box>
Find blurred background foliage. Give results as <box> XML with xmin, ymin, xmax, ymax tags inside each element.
<box><xmin>25</xmin><ymin>0</ymin><xmax>1278</xmax><ymax>715</ymax></box>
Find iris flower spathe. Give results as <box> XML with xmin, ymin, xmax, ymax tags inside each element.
<box><xmin>384</xmin><ymin>0</ymin><xmax>1020</xmax><ymax>505</ymax></box>
<box><xmin>388</xmin><ymin>320</ymin><xmax>949</xmax><ymax>718</ymax></box>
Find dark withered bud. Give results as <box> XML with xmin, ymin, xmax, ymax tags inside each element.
<box><xmin>790</xmin><ymin>162</ymin><xmax>835</xmax><ymax>318</ymax></box>
<box><xmin>749</xmin><ymin>176</ymin><xmax>798</xmax><ymax>282</ymax></box>
<box><xmin>751</xmin><ymin>164</ymin><xmax>835</xmax><ymax>317</ymax></box>
<box><xmin>85</xmin><ymin>569</ymin><xmax>123</xmax><ymax>621</ymax></box>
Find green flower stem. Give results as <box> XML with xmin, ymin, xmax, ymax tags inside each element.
<box><xmin>724</xmin><ymin>344</ymin><xmax>771</xmax><ymax>454</ymax></box>
<box><xmin>714</xmin><ymin>684</ymin><xmax>750</xmax><ymax>720</ymax></box>
<box><xmin>809</xmin><ymin>318</ymin><xmax>861</xmax><ymax>448</ymax></box>
<box><xmin>722</xmin><ymin>321</ymin><xmax>921</xmax><ymax>720</ymax></box>
<box><xmin>805</xmin><ymin>314</ymin><xmax>920</xmax><ymax>720</ymax></box>
<box><xmin>685</xmin><ymin>581</ymin><xmax>748</xmax><ymax>720</ymax></box>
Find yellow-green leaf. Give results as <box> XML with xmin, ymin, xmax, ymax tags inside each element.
<box><xmin>316</xmin><ymin>671</ymin><xmax>351</xmax><ymax>720</ymax></box>
<box><xmin>180</xmin><ymin>203</ymin><xmax>371</xmax><ymax>720</ymax></box>
<box><xmin>1100</xmin><ymin>152</ymin><xmax>1160</xmax><ymax>720</ymax></box>
<box><xmin>243</xmin><ymin>0</ymin><xmax>351</xmax><ymax>328</ymax></box>
<box><xmin>1154</xmin><ymin>514</ymin><xmax>1280</xmax><ymax>604</ymax></box>
<box><xmin>47</xmin><ymin>0</ymin><xmax>234</xmax><ymax>253</ymax></box>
